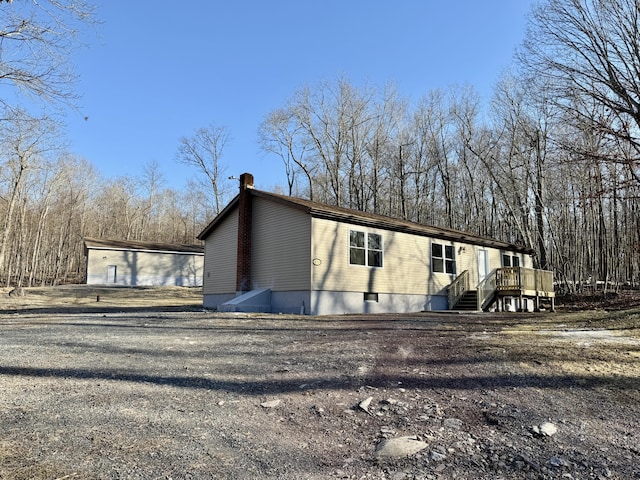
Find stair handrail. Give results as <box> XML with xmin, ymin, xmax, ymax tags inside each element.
<box><xmin>448</xmin><ymin>270</ymin><xmax>470</xmax><ymax>309</ymax></box>
<box><xmin>477</xmin><ymin>269</ymin><xmax>498</xmax><ymax>311</ymax></box>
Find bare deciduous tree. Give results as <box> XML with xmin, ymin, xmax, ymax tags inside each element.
<box><xmin>0</xmin><ymin>0</ymin><xmax>95</xmax><ymax>110</ymax></box>
<box><xmin>0</xmin><ymin>110</ymin><xmax>59</xmax><ymax>285</ymax></box>
<box><xmin>259</xmin><ymin>108</ymin><xmax>312</xmax><ymax>197</ymax></box>
<box><xmin>520</xmin><ymin>0</ymin><xmax>640</xmax><ymax>184</ymax></box>
<box><xmin>176</xmin><ymin>123</ymin><xmax>231</xmax><ymax>216</ymax></box>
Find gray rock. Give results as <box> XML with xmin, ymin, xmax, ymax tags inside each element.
<box><xmin>374</xmin><ymin>436</ymin><xmax>428</xmax><ymax>460</ymax></box>
<box><xmin>532</xmin><ymin>422</ymin><xmax>558</xmax><ymax>436</ymax></box>
<box><xmin>443</xmin><ymin>417</ymin><xmax>463</xmax><ymax>429</ymax></box>
<box><xmin>359</xmin><ymin>396</ymin><xmax>373</xmax><ymax>414</ymax></box>
<box><xmin>380</xmin><ymin>425</ymin><xmax>396</xmax><ymax>435</ymax></box>
<box><xmin>548</xmin><ymin>456</ymin><xmax>571</xmax><ymax>468</ymax></box>
<box><xmin>429</xmin><ymin>449</ymin><xmax>447</xmax><ymax>462</ymax></box>
<box><xmin>260</xmin><ymin>399</ymin><xmax>281</xmax><ymax>408</ymax></box>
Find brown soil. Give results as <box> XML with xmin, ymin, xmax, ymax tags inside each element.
<box><xmin>0</xmin><ymin>286</ymin><xmax>639</xmax><ymax>479</ymax></box>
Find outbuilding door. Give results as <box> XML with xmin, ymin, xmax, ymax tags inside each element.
<box><xmin>107</xmin><ymin>265</ymin><xmax>117</xmax><ymax>284</ymax></box>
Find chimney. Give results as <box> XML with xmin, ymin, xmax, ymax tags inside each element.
<box><xmin>236</xmin><ymin>173</ymin><xmax>254</xmax><ymax>292</ymax></box>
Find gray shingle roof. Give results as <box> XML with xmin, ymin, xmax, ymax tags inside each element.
<box><xmin>84</xmin><ymin>238</ymin><xmax>204</xmax><ymax>254</ymax></box>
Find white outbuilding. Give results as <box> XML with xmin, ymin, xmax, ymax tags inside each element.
<box><xmin>84</xmin><ymin>238</ymin><xmax>204</xmax><ymax>287</ymax></box>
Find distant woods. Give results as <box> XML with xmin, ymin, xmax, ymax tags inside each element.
<box><xmin>258</xmin><ymin>0</ymin><xmax>640</xmax><ymax>293</ymax></box>
<box><xmin>0</xmin><ymin>1</ymin><xmax>221</xmax><ymax>287</ymax></box>
<box><xmin>258</xmin><ymin>76</ymin><xmax>639</xmax><ymax>292</ymax></box>
<box><xmin>0</xmin><ymin>146</ymin><xmax>211</xmax><ymax>286</ymax></box>
<box><xmin>1</xmin><ymin>0</ymin><xmax>639</xmax><ymax>291</ymax></box>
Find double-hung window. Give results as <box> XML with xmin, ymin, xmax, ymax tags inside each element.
<box><xmin>432</xmin><ymin>243</ymin><xmax>456</xmax><ymax>274</ymax></box>
<box><xmin>349</xmin><ymin>230</ymin><xmax>383</xmax><ymax>267</ymax></box>
<box><xmin>502</xmin><ymin>254</ymin><xmax>520</xmax><ymax>267</ymax></box>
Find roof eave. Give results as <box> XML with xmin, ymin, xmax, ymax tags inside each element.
<box><xmin>83</xmin><ymin>237</ymin><xmax>204</xmax><ymax>254</ymax></box>
<box><xmin>309</xmin><ymin>210</ymin><xmax>533</xmax><ymax>253</ymax></box>
<box><xmin>198</xmin><ymin>189</ymin><xmax>534</xmax><ymax>255</ymax></box>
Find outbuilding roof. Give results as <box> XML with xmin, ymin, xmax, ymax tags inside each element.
<box><xmin>84</xmin><ymin>238</ymin><xmax>204</xmax><ymax>255</ymax></box>
<box><xmin>197</xmin><ymin>190</ymin><xmax>534</xmax><ymax>254</ymax></box>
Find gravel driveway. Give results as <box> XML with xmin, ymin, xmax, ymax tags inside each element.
<box><xmin>1</xmin><ymin>309</ymin><xmax>639</xmax><ymax>479</ymax></box>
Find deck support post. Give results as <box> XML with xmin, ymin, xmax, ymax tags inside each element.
<box><xmin>518</xmin><ymin>293</ymin><xmax>524</xmax><ymax>312</ymax></box>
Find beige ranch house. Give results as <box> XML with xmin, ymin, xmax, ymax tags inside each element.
<box><xmin>198</xmin><ymin>174</ymin><xmax>554</xmax><ymax>315</ymax></box>
<box><xmin>84</xmin><ymin>238</ymin><xmax>204</xmax><ymax>287</ymax></box>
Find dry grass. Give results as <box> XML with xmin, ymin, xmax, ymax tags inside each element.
<box><xmin>0</xmin><ymin>285</ymin><xmax>203</xmax><ymax>312</ymax></box>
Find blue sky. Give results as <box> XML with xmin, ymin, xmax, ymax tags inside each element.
<box><xmin>66</xmin><ymin>1</ymin><xmax>533</xmax><ymax>192</ymax></box>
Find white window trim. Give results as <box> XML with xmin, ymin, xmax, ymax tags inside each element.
<box><xmin>431</xmin><ymin>241</ymin><xmax>456</xmax><ymax>275</ymax></box>
<box><xmin>349</xmin><ymin>229</ymin><xmax>383</xmax><ymax>268</ymax></box>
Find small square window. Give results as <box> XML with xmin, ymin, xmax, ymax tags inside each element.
<box><xmin>364</xmin><ymin>292</ymin><xmax>378</xmax><ymax>302</ymax></box>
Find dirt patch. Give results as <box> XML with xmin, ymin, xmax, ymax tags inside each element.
<box><xmin>0</xmin><ymin>288</ymin><xmax>639</xmax><ymax>479</ymax></box>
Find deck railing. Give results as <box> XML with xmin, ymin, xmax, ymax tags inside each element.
<box><xmin>495</xmin><ymin>267</ymin><xmax>554</xmax><ymax>294</ymax></box>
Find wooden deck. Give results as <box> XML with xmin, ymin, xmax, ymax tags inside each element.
<box><xmin>449</xmin><ymin>267</ymin><xmax>555</xmax><ymax>312</ymax></box>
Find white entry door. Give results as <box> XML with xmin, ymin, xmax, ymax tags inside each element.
<box><xmin>107</xmin><ymin>265</ymin><xmax>117</xmax><ymax>284</ymax></box>
<box><xmin>478</xmin><ymin>249</ymin><xmax>488</xmax><ymax>284</ymax></box>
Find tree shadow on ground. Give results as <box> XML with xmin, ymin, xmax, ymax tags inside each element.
<box><xmin>0</xmin><ymin>305</ymin><xmax>204</xmax><ymax>315</ymax></box>
<box><xmin>1</xmin><ymin>365</ymin><xmax>638</xmax><ymax>395</ymax></box>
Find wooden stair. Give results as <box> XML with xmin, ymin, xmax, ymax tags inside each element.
<box><xmin>452</xmin><ymin>290</ymin><xmax>478</xmax><ymax>311</ymax></box>
<box><xmin>448</xmin><ymin>267</ymin><xmax>555</xmax><ymax>312</ymax></box>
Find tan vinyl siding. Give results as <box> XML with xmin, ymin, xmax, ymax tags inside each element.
<box><xmin>457</xmin><ymin>245</ymin><xmax>478</xmax><ymax>281</ymax></box>
<box><xmin>203</xmin><ymin>210</ymin><xmax>238</xmax><ymax>294</ymax></box>
<box><xmin>312</xmin><ymin>218</ymin><xmax>436</xmax><ymax>294</ymax></box>
<box><xmin>488</xmin><ymin>248</ymin><xmax>504</xmax><ymax>271</ymax></box>
<box><xmin>516</xmin><ymin>251</ymin><xmax>533</xmax><ymax>268</ymax></box>
<box><xmin>251</xmin><ymin>197</ymin><xmax>311</xmax><ymax>291</ymax></box>
<box><xmin>311</xmin><ymin>218</ymin><xmax>534</xmax><ymax>295</ymax></box>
